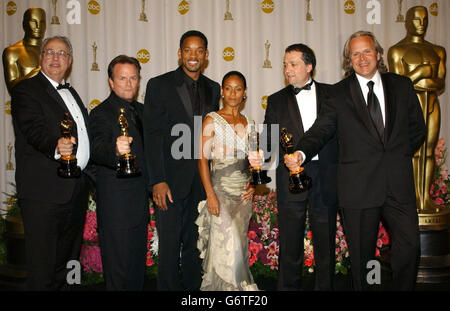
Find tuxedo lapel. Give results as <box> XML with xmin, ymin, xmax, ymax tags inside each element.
<box><xmin>198</xmin><ymin>76</ymin><xmax>211</xmax><ymax>118</ymax></box>
<box><xmin>348</xmin><ymin>74</ymin><xmax>382</xmax><ymax>143</ymax></box>
<box><xmin>286</xmin><ymin>88</ymin><xmax>304</xmax><ymax>137</ymax></box>
<box><xmin>38</xmin><ymin>72</ymin><xmax>69</xmax><ymax>114</ymax></box>
<box><xmin>174</xmin><ymin>69</ymin><xmax>194</xmax><ymax>122</ymax></box>
<box><xmin>381</xmin><ymin>74</ymin><xmax>396</xmax><ymax>144</ymax></box>
<box><xmin>68</xmin><ymin>87</ymin><xmax>90</xmax><ymax>137</ymax></box>
<box><xmin>315</xmin><ymin>82</ymin><xmax>325</xmax><ymax>113</ymax></box>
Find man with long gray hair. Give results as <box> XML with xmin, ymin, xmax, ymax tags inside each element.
<box><xmin>285</xmin><ymin>30</ymin><xmax>426</xmax><ymax>290</ymax></box>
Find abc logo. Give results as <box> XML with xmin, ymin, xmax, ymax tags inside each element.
<box><xmin>6</xmin><ymin>1</ymin><xmax>17</xmax><ymax>16</ymax></box>
<box><xmin>5</xmin><ymin>101</ymin><xmax>11</xmax><ymax>115</ymax></box>
<box><xmin>344</xmin><ymin>0</ymin><xmax>355</xmax><ymax>14</ymax></box>
<box><xmin>261</xmin><ymin>0</ymin><xmax>274</xmax><ymax>14</ymax></box>
<box><xmin>429</xmin><ymin>3</ymin><xmax>438</xmax><ymax>16</ymax></box>
<box><xmin>88</xmin><ymin>0</ymin><xmax>101</xmax><ymax>15</ymax></box>
<box><xmin>261</xmin><ymin>96</ymin><xmax>268</xmax><ymax>110</ymax></box>
<box><xmin>137</xmin><ymin>49</ymin><xmax>151</xmax><ymax>64</ymax></box>
<box><xmin>89</xmin><ymin>99</ymin><xmax>101</xmax><ymax>111</ymax></box>
<box><xmin>223</xmin><ymin>47</ymin><xmax>235</xmax><ymax>62</ymax></box>
<box><xmin>178</xmin><ymin>0</ymin><xmax>190</xmax><ymax>15</ymax></box>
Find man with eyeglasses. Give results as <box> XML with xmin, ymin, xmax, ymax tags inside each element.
<box><xmin>11</xmin><ymin>36</ymin><xmax>92</xmax><ymax>290</ymax></box>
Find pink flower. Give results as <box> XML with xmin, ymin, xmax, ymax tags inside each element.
<box><xmin>339</xmin><ymin>239</ymin><xmax>347</xmax><ymax>250</ymax></box>
<box><xmin>376</xmin><ymin>239</ymin><xmax>383</xmax><ymax>248</ymax></box>
<box><xmin>381</xmin><ymin>233</ymin><xmax>390</xmax><ymax>245</ymax></box>
<box><xmin>80</xmin><ymin>244</ymin><xmax>103</xmax><ymax>273</ymax></box>
<box><xmin>266</xmin><ymin>241</ymin><xmax>279</xmax><ymax>259</ymax></box>
<box><xmin>82</xmin><ymin>211</ymin><xmax>98</xmax><ymax>243</ymax></box>
<box><xmin>248</xmin><ymin>230</ymin><xmax>257</xmax><ymax>240</ymax></box>
<box><xmin>434</xmin><ymin>197</ymin><xmax>445</xmax><ymax>206</ymax></box>
<box><xmin>375</xmin><ymin>248</ymin><xmax>380</xmax><ymax>257</ymax></box>
<box><xmin>249</xmin><ymin>241</ymin><xmax>263</xmax><ymax>255</ymax></box>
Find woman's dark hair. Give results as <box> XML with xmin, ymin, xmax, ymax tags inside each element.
<box><xmin>221</xmin><ymin>71</ymin><xmax>247</xmax><ymax>89</ymax></box>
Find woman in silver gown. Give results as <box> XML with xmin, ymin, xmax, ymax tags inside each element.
<box><xmin>196</xmin><ymin>71</ymin><xmax>258</xmax><ymax>291</ymax></box>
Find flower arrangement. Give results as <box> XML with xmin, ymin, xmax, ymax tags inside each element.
<box><xmin>430</xmin><ymin>138</ymin><xmax>450</xmax><ymax>207</ymax></box>
<box><xmin>248</xmin><ymin>190</ymin><xmax>279</xmax><ymax>278</ymax></box>
<box><xmin>248</xmin><ymin>190</ymin><xmax>352</xmax><ymax>276</ymax></box>
<box><xmin>376</xmin><ymin>221</ymin><xmax>390</xmax><ymax>258</ymax></box>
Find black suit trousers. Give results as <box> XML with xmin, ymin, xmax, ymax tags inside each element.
<box><xmin>277</xmin><ymin>162</ymin><xmax>337</xmax><ymax>290</ymax></box>
<box><xmin>155</xmin><ymin>176</ymin><xmax>203</xmax><ymax>290</ymax></box>
<box><xmin>341</xmin><ymin>194</ymin><xmax>420</xmax><ymax>291</ymax></box>
<box><xmin>19</xmin><ymin>175</ymin><xmax>89</xmax><ymax>290</ymax></box>
<box><xmin>98</xmin><ymin>215</ymin><xmax>148</xmax><ymax>290</ymax></box>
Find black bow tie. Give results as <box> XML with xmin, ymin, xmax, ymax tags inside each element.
<box><xmin>57</xmin><ymin>83</ymin><xmax>71</xmax><ymax>90</ymax></box>
<box><xmin>293</xmin><ymin>81</ymin><xmax>313</xmax><ymax>95</ymax></box>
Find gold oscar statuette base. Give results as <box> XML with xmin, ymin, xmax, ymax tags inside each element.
<box><xmin>139</xmin><ymin>12</ymin><xmax>148</xmax><ymax>22</ymax></box>
<box><xmin>417</xmin><ymin>208</ymin><xmax>450</xmax><ymax>283</ymax></box>
<box><xmin>263</xmin><ymin>60</ymin><xmax>272</xmax><ymax>68</ymax></box>
<box><xmin>51</xmin><ymin>16</ymin><xmax>60</xmax><ymax>25</ymax></box>
<box><xmin>91</xmin><ymin>62</ymin><xmax>100</xmax><ymax>72</ymax></box>
<box><xmin>396</xmin><ymin>14</ymin><xmax>404</xmax><ymax>22</ymax></box>
<box><xmin>418</xmin><ymin>208</ymin><xmax>450</xmax><ymax>230</ymax></box>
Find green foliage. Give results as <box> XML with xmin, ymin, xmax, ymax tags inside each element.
<box><xmin>250</xmin><ymin>260</ymin><xmax>278</xmax><ymax>279</ymax></box>
<box><xmin>0</xmin><ymin>218</ymin><xmax>6</xmax><ymax>265</ymax></box>
<box><xmin>81</xmin><ymin>271</ymin><xmax>104</xmax><ymax>286</ymax></box>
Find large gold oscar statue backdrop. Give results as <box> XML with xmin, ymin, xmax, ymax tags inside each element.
<box><xmin>0</xmin><ymin>6</ymin><xmax>45</xmax><ymax>286</ymax></box>
<box><xmin>388</xmin><ymin>5</ymin><xmax>449</xmax><ymax>283</ymax></box>
<box><xmin>2</xmin><ymin>7</ymin><xmax>46</xmax><ymax>94</ymax></box>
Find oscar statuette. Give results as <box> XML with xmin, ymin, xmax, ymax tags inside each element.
<box><xmin>139</xmin><ymin>0</ymin><xmax>148</xmax><ymax>22</ymax></box>
<box><xmin>280</xmin><ymin>127</ymin><xmax>311</xmax><ymax>193</ymax></box>
<box><xmin>263</xmin><ymin>40</ymin><xmax>272</xmax><ymax>68</ymax></box>
<box><xmin>90</xmin><ymin>42</ymin><xmax>100</xmax><ymax>71</ymax></box>
<box><xmin>117</xmin><ymin>107</ymin><xmax>141</xmax><ymax>178</ymax></box>
<box><xmin>57</xmin><ymin>112</ymin><xmax>81</xmax><ymax>178</ymax></box>
<box><xmin>51</xmin><ymin>0</ymin><xmax>60</xmax><ymax>24</ymax></box>
<box><xmin>224</xmin><ymin>0</ymin><xmax>233</xmax><ymax>20</ymax></box>
<box><xmin>249</xmin><ymin>124</ymin><xmax>271</xmax><ymax>185</ymax></box>
<box><xmin>6</xmin><ymin>142</ymin><xmax>14</xmax><ymax>170</ymax></box>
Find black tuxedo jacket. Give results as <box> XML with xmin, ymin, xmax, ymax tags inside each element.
<box><xmin>144</xmin><ymin>66</ymin><xmax>220</xmax><ymax>200</ymax></box>
<box><xmin>11</xmin><ymin>71</ymin><xmax>91</xmax><ymax>204</ymax></box>
<box><xmin>263</xmin><ymin>82</ymin><xmax>338</xmax><ymax>204</ymax></box>
<box><xmin>297</xmin><ymin>72</ymin><xmax>426</xmax><ymax>208</ymax></box>
<box><xmin>89</xmin><ymin>92</ymin><xmax>149</xmax><ymax>229</ymax></box>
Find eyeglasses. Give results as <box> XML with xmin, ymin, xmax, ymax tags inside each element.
<box><xmin>42</xmin><ymin>49</ymin><xmax>71</xmax><ymax>58</ymax></box>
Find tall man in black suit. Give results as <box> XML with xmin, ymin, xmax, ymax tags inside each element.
<box><xmin>251</xmin><ymin>44</ymin><xmax>338</xmax><ymax>290</ymax></box>
<box><xmin>286</xmin><ymin>31</ymin><xmax>426</xmax><ymax>290</ymax></box>
<box><xmin>143</xmin><ymin>30</ymin><xmax>221</xmax><ymax>290</ymax></box>
<box><xmin>89</xmin><ymin>55</ymin><xmax>149</xmax><ymax>290</ymax></box>
<box><xmin>11</xmin><ymin>36</ymin><xmax>91</xmax><ymax>290</ymax></box>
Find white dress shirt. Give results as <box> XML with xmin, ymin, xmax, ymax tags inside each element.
<box><xmin>296</xmin><ymin>79</ymin><xmax>319</xmax><ymax>160</ymax></box>
<box><xmin>42</xmin><ymin>72</ymin><xmax>90</xmax><ymax>170</ymax></box>
<box><xmin>355</xmin><ymin>71</ymin><xmax>386</xmax><ymax>126</ymax></box>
